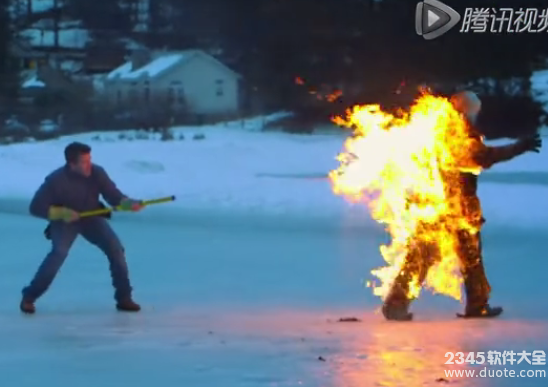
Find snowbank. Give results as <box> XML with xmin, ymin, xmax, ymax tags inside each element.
<box><xmin>0</xmin><ymin>119</ymin><xmax>345</xmax><ymax>218</ymax></box>
<box><xmin>1</xmin><ymin>117</ymin><xmax>547</xmax><ymax>227</ymax></box>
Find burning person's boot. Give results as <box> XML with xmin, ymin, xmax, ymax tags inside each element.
<box><xmin>382</xmin><ymin>302</ymin><xmax>413</xmax><ymax>321</ymax></box>
<box><xmin>459</xmin><ymin>254</ymin><xmax>499</xmax><ymax>318</ymax></box>
<box><xmin>458</xmin><ymin>304</ymin><xmax>503</xmax><ymax>318</ymax></box>
<box><xmin>382</xmin><ymin>286</ymin><xmax>413</xmax><ymax>321</ymax></box>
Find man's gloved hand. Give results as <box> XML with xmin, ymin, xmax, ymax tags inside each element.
<box><xmin>518</xmin><ymin>133</ymin><xmax>542</xmax><ymax>153</ymax></box>
<box><xmin>119</xmin><ymin>198</ymin><xmax>144</xmax><ymax>212</ymax></box>
<box><xmin>48</xmin><ymin>206</ymin><xmax>79</xmax><ymax>222</ymax></box>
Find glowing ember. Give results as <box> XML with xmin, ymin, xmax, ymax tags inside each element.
<box><xmin>329</xmin><ymin>90</ymin><xmax>485</xmax><ymax>302</ymax></box>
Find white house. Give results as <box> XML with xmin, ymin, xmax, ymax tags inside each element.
<box><xmin>104</xmin><ymin>49</ymin><xmax>241</xmax><ymax>115</ymax></box>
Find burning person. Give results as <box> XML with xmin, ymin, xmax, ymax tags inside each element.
<box><xmin>329</xmin><ymin>90</ymin><xmax>541</xmax><ymax>321</ymax></box>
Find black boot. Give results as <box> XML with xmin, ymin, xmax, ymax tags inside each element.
<box><xmin>381</xmin><ymin>284</ymin><xmax>414</xmax><ymax>321</ymax></box>
<box><xmin>382</xmin><ymin>303</ymin><xmax>413</xmax><ymax>321</ymax></box>
<box><xmin>20</xmin><ymin>299</ymin><xmax>36</xmax><ymax>314</ymax></box>
<box><xmin>458</xmin><ymin>304</ymin><xmax>503</xmax><ymax>318</ymax></box>
<box><xmin>116</xmin><ymin>299</ymin><xmax>141</xmax><ymax>312</ymax></box>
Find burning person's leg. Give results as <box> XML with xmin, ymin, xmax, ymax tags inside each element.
<box><xmin>457</xmin><ymin>229</ymin><xmax>502</xmax><ymax>318</ymax></box>
<box><xmin>382</xmin><ymin>237</ymin><xmax>439</xmax><ymax>321</ymax></box>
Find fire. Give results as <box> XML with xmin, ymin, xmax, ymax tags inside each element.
<box><xmin>328</xmin><ymin>91</ymin><xmax>484</xmax><ymax>302</ymax></box>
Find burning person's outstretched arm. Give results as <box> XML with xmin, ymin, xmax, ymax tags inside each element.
<box><xmin>472</xmin><ymin>133</ymin><xmax>541</xmax><ymax>169</ymax></box>
<box><xmin>449</xmin><ymin>91</ymin><xmax>542</xmax><ymax>169</ymax></box>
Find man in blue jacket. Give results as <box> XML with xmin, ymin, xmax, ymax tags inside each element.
<box><xmin>21</xmin><ymin>142</ymin><xmax>144</xmax><ymax>314</ymax></box>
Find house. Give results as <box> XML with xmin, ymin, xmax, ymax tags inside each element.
<box><xmin>103</xmin><ymin>49</ymin><xmax>241</xmax><ymax>116</ymax></box>
<box><xmin>19</xmin><ymin>63</ymin><xmax>93</xmax><ymax>106</ymax></box>
<box><xmin>10</xmin><ymin>39</ymin><xmax>47</xmax><ymax>71</ymax></box>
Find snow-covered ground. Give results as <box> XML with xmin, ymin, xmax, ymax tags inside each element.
<box><xmin>1</xmin><ymin>115</ymin><xmax>548</xmax><ymax>226</ymax></box>
<box><xmin>1</xmin><ymin>116</ymin><xmax>548</xmax><ymax>386</ymax></box>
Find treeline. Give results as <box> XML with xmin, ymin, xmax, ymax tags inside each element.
<box><xmin>2</xmin><ymin>0</ymin><xmax>548</xmax><ymax>137</ymax></box>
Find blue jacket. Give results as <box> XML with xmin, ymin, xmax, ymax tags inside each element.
<box><xmin>29</xmin><ymin>164</ymin><xmax>126</xmax><ymax>220</ymax></box>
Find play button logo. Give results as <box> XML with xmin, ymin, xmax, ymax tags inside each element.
<box><xmin>427</xmin><ymin>9</ymin><xmax>443</xmax><ymax>29</ymax></box>
<box><xmin>415</xmin><ymin>0</ymin><xmax>461</xmax><ymax>40</ymax></box>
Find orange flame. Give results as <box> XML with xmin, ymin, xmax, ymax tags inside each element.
<box><xmin>328</xmin><ymin>91</ymin><xmax>484</xmax><ymax>302</ymax></box>
<box><xmin>295</xmin><ymin>76</ymin><xmax>343</xmax><ymax>102</ymax></box>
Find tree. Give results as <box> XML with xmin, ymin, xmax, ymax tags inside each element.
<box><xmin>65</xmin><ymin>0</ymin><xmax>132</xmax><ymax>36</ymax></box>
<box><xmin>0</xmin><ymin>0</ymin><xmax>19</xmax><ymax>105</ymax></box>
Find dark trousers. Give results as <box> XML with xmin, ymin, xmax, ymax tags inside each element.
<box><xmin>384</xmin><ymin>227</ymin><xmax>491</xmax><ymax>310</ymax></box>
<box><xmin>22</xmin><ymin>218</ymin><xmax>133</xmax><ymax>302</ymax></box>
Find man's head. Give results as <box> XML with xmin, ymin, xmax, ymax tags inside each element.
<box><xmin>64</xmin><ymin>142</ymin><xmax>92</xmax><ymax>176</ymax></box>
<box><xmin>450</xmin><ymin>91</ymin><xmax>482</xmax><ymax>123</ymax></box>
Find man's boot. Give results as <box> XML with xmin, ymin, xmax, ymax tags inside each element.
<box><xmin>20</xmin><ymin>298</ymin><xmax>36</xmax><ymax>314</ymax></box>
<box><xmin>116</xmin><ymin>299</ymin><xmax>141</xmax><ymax>312</ymax></box>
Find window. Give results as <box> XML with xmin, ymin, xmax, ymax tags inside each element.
<box><xmin>144</xmin><ymin>81</ymin><xmax>150</xmax><ymax>102</ymax></box>
<box><xmin>129</xmin><ymin>84</ymin><xmax>138</xmax><ymax>103</ymax></box>
<box><xmin>215</xmin><ymin>79</ymin><xmax>224</xmax><ymax>97</ymax></box>
<box><xmin>116</xmin><ymin>90</ymin><xmax>122</xmax><ymax>105</ymax></box>
<box><xmin>168</xmin><ymin>81</ymin><xmax>184</xmax><ymax>104</ymax></box>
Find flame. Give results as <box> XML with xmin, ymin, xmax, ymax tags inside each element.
<box><xmin>328</xmin><ymin>90</ymin><xmax>484</xmax><ymax>302</ymax></box>
<box><xmin>295</xmin><ymin>76</ymin><xmax>343</xmax><ymax>102</ymax></box>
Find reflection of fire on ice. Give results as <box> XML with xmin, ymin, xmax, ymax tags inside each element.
<box><xmin>329</xmin><ymin>90</ymin><xmax>486</xmax><ymax>302</ymax></box>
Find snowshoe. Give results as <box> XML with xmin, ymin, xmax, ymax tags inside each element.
<box><xmin>457</xmin><ymin>304</ymin><xmax>503</xmax><ymax>319</ymax></box>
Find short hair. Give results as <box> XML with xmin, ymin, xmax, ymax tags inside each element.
<box><xmin>64</xmin><ymin>142</ymin><xmax>91</xmax><ymax>163</ymax></box>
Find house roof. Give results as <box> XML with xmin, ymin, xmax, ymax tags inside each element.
<box><xmin>22</xmin><ymin>76</ymin><xmax>45</xmax><ymax>88</ymax></box>
<box><xmin>106</xmin><ymin>50</ymin><xmax>240</xmax><ymax>80</ymax></box>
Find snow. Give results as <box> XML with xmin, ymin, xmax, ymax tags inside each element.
<box><xmin>1</xmin><ymin>114</ymin><xmax>548</xmax><ymax>386</ymax></box>
<box><xmin>531</xmin><ymin>69</ymin><xmax>548</xmax><ymax>111</ymax></box>
<box><xmin>107</xmin><ymin>53</ymin><xmax>186</xmax><ymax>80</ymax></box>
<box><xmin>1</xmin><ymin>116</ymin><xmax>547</xmax><ymax>226</ymax></box>
<box><xmin>22</xmin><ymin>76</ymin><xmax>45</xmax><ymax>88</ymax></box>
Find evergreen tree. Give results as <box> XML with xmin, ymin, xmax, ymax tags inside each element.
<box><xmin>0</xmin><ymin>0</ymin><xmax>19</xmax><ymax>105</ymax></box>
<box><xmin>65</xmin><ymin>0</ymin><xmax>132</xmax><ymax>36</ymax></box>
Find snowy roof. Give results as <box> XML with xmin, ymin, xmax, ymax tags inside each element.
<box><xmin>106</xmin><ymin>50</ymin><xmax>240</xmax><ymax>81</ymax></box>
<box><xmin>107</xmin><ymin>53</ymin><xmax>187</xmax><ymax>80</ymax></box>
<box><xmin>22</xmin><ymin>76</ymin><xmax>45</xmax><ymax>88</ymax></box>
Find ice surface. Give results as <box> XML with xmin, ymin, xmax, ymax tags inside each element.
<box><xmin>1</xmin><ymin>120</ymin><xmax>547</xmax><ymax>386</ymax></box>
<box><xmin>0</xmin><ymin>210</ymin><xmax>546</xmax><ymax>387</ymax></box>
